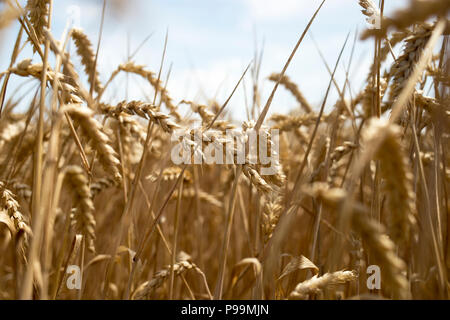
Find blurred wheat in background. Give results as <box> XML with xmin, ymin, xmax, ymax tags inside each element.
<box><xmin>0</xmin><ymin>0</ymin><xmax>449</xmax><ymax>300</ymax></box>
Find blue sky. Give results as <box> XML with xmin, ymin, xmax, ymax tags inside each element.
<box><xmin>1</xmin><ymin>0</ymin><xmax>410</xmax><ymax>121</ymax></box>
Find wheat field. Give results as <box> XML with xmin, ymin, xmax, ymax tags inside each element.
<box><xmin>0</xmin><ymin>0</ymin><xmax>449</xmax><ymax>300</ymax></box>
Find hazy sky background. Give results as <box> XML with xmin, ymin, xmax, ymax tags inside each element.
<box><xmin>1</xmin><ymin>0</ymin><xmax>411</xmax><ymax>121</ymax></box>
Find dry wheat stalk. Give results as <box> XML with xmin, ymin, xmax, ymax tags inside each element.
<box><xmin>110</xmin><ymin>120</ymin><xmax>142</xmax><ymax>168</ymax></box>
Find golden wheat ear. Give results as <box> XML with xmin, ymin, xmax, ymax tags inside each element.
<box><xmin>102</xmin><ymin>100</ymin><xmax>180</xmax><ymax>134</ymax></box>
<box><xmin>71</xmin><ymin>28</ymin><xmax>103</xmax><ymax>94</ymax></box>
<box><xmin>62</xmin><ymin>104</ymin><xmax>122</xmax><ymax>182</ymax></box>
<box><xmin>362</xmin><ymin>117</ymin><xmax>417</xmax><ymax>249</ymax></box>
<box><xmin>26</xmin><ymin>0</ymin><xmax>50</xmax><ymax>43</ymax></box>
<box><xmin>132</xmin><ymin>260</ymin><xmax>198</xmax><ymax>300</ymax></box>
<box><xmin>289</xmin><ymin>270</ymin><xmax>357</xmax><ymax>300</ymax></box>
<box><xmin>64</xmin><ymin>165</ymin><xmax>96</xmax><ymax>253</ymax></box>
<box><xmin>118</xmin><ymin>62</ymin><xmax>177</xmax><ymax>116</ymax></box>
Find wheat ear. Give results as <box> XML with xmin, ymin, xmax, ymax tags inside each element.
<box><xmin>26</xmin><ymin>0</ymin><xmax>50</xmax><ymax>43</ymax></box>
<box><xmin>63</xmin><ymin>104</ymin><xmax>122</xmax><ymax>182</ymax></box>
<box><xmin>389</xmin><ymin>24</ymin><xmax>434</xmax><ymax>101</ymax></box>
<box><xmin>170</xmin><ymin>188</ymin><xmax>223</xmax><ymax>209</ymax></box>
<box><xmin>118</xmin><ymin>61</ymin><xmax>177</xmax><ymax>115</ymax></box>
<box><xmin>304</xmin><ymin>183</ymin><xmax>411</xmax><ymax>299</ymax></box>
<box><xmin>64</xmin><ymin>166</ymin><xmax>96</xmax><ymax>253</ymax></box>
<box><xmin>0</xmin><ymin>181</ymin><xmax>31</xmax><ymax>236</ymax></box>
<box><xmin>90</xmin><ymin>177</ymin><xmax>116</xmax><ymax>198</ymax></box>
<box><xmin>289</xmin><ymin>270</ymin><xmax>357</xmax><ymax>299</ymax></box>
<box><xmin>102</xmin><ymin>100</ymin><xmax>180</xmax><ymax>134</ymax></box>
<box><xmin>147</xmin><ymin>166</ymin><xmax>192</xmax><ymax>184</ymax></box>
<box><xmin>261</xmin><ymin>194</ymin><xmax>283</xmax><ymax>244</ymax></box>
<box><xmin>71</xmin><ymin>28</ymin><xmax>103</xmax><ymax>94</ymax></box>
<box><xmin>132</xmin><ymin>260</ymin><xmax>197</xmax><ymax>299</ymax></box>
<box><xmin>362</xmin><ymin>118</ymin><xmax>416</xmax><ymax>248</ymax></box>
